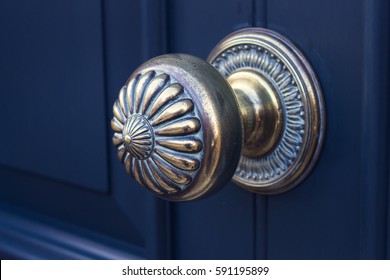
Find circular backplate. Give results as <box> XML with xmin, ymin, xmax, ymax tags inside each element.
<box><xmin>208</xmin><ymin>28</ymin><xmax>325</xmax><ymax>194</ymax></box>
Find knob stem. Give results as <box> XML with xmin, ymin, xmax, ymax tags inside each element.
<box><xmin>227</xmin><ymin>70</ymin><xmax>283</xmax><ymax>157</ymax></box>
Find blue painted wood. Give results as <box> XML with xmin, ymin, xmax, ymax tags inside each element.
<box><xmin>0</xmin><ymin>0</ymin><xmax>151</xmax><ymax>259</ymax></box>
<box><xmin>267</xmin><ymin>0</ymin><xmax>363</xmax><ymax>259</ymax></box>
<box><xmin>0</xmin><ymin>203</ymin><xmax>143</xmax><ymax>259</ymax></box>
<box><xmin>0</xmin><ymin>0</ymin><xmax>108</xmax><ymax>192</ymax></box>
<box><xmin>0</xmin><ymin>166</ymin><xmax>144</xmax><ymax>248</ymax></box>
<box><xmin>253</xmin><ymin>0</ymin><xmax>267</xmax><ymax>27</ymax></box>
<box><xmin>140</xmin><ymin>0</ymin><xmax>173</xmax><ymax>260</ymax></box>
<box><xmin>168</xmin><ymin>0</ymin><xmax>253</xmax><ymax>57</ymax></box>
<box><xmin>388</xmin><ymin>182</ymin><xmax>390</xmax><ymax>260</ymax></box>
<box><xmin>264</xmin><ymin>0</ymin><xmax>389</xmax><ymax>259</ymax></box>
<box><xmin>0</xmin><ymin>0</ymin><xmax>389</xmax><ymax>260</ymax></box>
<box><xmin>360</xmin><ymin>0</ymin><xmax>389</xmax><ymax>259</ymax></box>
<box><xmin>102</xmin><ymin>0</ymin><xmax>173</xmax><ymax>259</ymax></box>
<box><xmin>172</xmin><ymin>187</ymin><xmax>255</xmax><ymax>259</ymax></box>
<box><xmin>169</xmin><ymin>0</ymin><xmax>255</xmax><ymax>259</ymax></box>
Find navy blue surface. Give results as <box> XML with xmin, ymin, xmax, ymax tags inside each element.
<box><xmin>264</xmin><ymin>0</ymin><xmax>389</xmax><ymax>259</ymax></box>
<box><xmin>266</xmin><ymin>0</ymin><xmax>364</xmax><ymax>259</ymax></box>
<box><xmin>0</xmin><ymin>0</ymin><xmax>389</xmax><ymax>260</ymax></box>
<box><xmin>0</xmin><ymin>202</ymin><xmax>144</xmax><ymax>259</ymax></box>
<box><xmin>169</xmin><ymin>0</ymin><xmax>255</xmax><ymax>259</ymax></box>
<box><xmin>0</xmin><ymin>0</ymin><xmax>108</xmax><ymax>192</ymax></box>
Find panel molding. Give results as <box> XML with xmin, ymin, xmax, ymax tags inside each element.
<box><xmin>140</xmin><ymin>0</ymin><xmax>173</xmax><ymax>260</ymax></box>
<box><xmin>170</xmin><ymin>0</ymin><xmax>255</xmax><ymax>260</ymax></box>
<box><xmin>266</xmin><ymin>0</ymin><xmax>364</xmax><ymax>259</ymax></box>
<box><xmin>0</xmin><ymin>205</ymin><xmax>144</xmax><ymax>259</ymax></box>
<box><xmin>0</xmin><ymin>0</ymin><xmax>109</xmax><ymax>192</ymax></box>
<box><xmin>360</xmin><ymin>0</ymin><xmax>390</xmax><ymax>259</ymax></box>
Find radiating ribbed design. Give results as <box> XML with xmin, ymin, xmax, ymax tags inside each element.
<box><xmin>122</xmin><ymin>115</ymin><xmax>153</xmax><ymax>160</ymax></box>
<box><xmin>111</xmin><ymin>70</ymin><xmax>203</xmax><ymax>194</ymax></box>
<box><xmin>212</xmin><ymin>44</ymin><xmax>306</xmax><ymax>184</ymax></box>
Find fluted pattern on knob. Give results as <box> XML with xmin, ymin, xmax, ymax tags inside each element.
<box><xmin>111</xmin><ymin>70</ymin><xmax>203</xmax><ymax>195</ymax></box>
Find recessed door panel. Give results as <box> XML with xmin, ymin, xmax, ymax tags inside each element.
<box><xmin>0</xmin><ymin>0</ymin><xmax>108</xmax><ymax>192</ymax></box>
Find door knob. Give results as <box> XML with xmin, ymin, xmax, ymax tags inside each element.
<box><xmin>111</xmin><ymin>28</ymin><xmax>325</xmax><ymax>201</ymax></box>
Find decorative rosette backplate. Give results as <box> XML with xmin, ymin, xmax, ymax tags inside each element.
<box><xmin>208</xmin><ymin>28</ymin><xmax>325</xmax><ymax>194</ymax></box>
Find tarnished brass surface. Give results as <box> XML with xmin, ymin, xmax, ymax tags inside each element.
<box><xmin>111</xmin><ymin>54</ymin><xmax>242</xmax><ymax>201</ymax></box>
<box><xmin>227</xmin><ymin>70</ymin><xmax>282</xmax><ymax>157</ymax></box>
<box><xmin>112</xmin><ymin>28</ymin><xmax>325</xmax><ymax>200</ymax></box>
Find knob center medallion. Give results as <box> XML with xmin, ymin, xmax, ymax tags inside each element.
<box><xmin>122</xmin><ymin>114</ymin><xmax>154</xmax><ymax>160</ymax></box>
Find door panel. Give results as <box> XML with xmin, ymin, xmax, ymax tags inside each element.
<box><xmin>168</xmin><ymin>0</ymin><xmax>255</xmax><ymax>260</ymax></box>
<box><xmin>266</xmin><ymin>0</ymin><xmax>364</xmax><ymax>259</ymax></box>
<box><xmin>0</xmin><ymin>0</ymin><xmax>389</xmax><ymax>260</ymax></box>
<box><xmin>169</xmin><ymin>0</ymin><xmax>253</xmax><ymax>56</ymax></box>
<box><xmin>0</xmin><ymin>0</ymin><xmax>149</xmax><ymax>258</ymax></box>
<box><xmin>264</xmin><ymin>0</ymin><xmax>389</xmax><ymax>259</ymax></box>
<box><xmin>0</xmin><ymin>0</ymin><xmax>108</xmax><ymax>191</ymax></box>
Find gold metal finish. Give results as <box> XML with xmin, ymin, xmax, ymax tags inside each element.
<box><xmin>208</xmin><ymin>28</ymin><xmax>325</xmax><ymax>194</ymax></box>
<box><xmin>112</xmin><ymin>55</ymin><xmax>241</xmax><ymax>201</ymax></box>
<box><xmin>227</xmin><ymin>70</ymin><xmax>282</xmax><ymax>157</ymax></box>
<box><xmin>111</xmin><ymin>27</ymin><xmax>325</xmax><ymax>200</ymax></box>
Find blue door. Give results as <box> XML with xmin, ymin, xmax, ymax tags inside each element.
<box><xmin>0</xmin><ymin>0</ymin><xmax>389</xmax><ymax>259</ymax></box>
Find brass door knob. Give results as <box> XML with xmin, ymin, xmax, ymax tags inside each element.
<box><xmin>111</xmin><ymin>28</ymin><xmax>325</xmax><ymax>201</ymax></box>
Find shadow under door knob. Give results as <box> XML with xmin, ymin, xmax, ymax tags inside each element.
<box><xmin>111</xmin><ymin>28</ymin><xmax>325</xmax><ymax>201</ymax></box>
